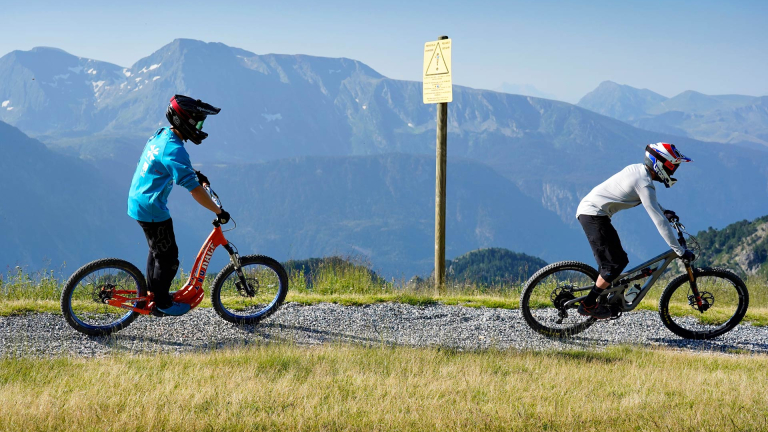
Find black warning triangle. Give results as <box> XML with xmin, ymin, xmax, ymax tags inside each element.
<box><xmin>425</xmin><ymin>43</ymin><xmax>449</xmax><ymax>76</ymax></box>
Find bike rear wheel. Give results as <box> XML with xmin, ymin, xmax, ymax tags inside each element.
<box><xmin>658</xmin><ymin>267</ymin><xmax>749</xmax><ymax>340</ymax></box>
<box><xmin>61</xmin><ymin>258</ymin><xmax>147</xmax><ymax>336</ymax></box>
<box><xmin>211</xmin><ymin>255</ymin><xmax>289</xmax><ymax>325</ymax></box>
<box><xmin>520</xmin><ymin>261</ymin><xmax>597</xmax><ymax>338</ymax></box>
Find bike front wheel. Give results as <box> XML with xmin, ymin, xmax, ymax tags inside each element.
<box><xmin>211</xmin><ymin>255</ymin><xmax>289</xmax><ymax>325</ymax></box>
<box><xmin>658</xmin><ymin>267</ymin><xmax>749</xmax><ymax>340</ymax></box>
<box><xmin>61</xmin><ymin>258</ymin><xmax>147</xmax><ymax>336</ymax></box>
<box><xmin>520</xmin><ymin>261</ymin><xmax>597</xmax><ymax>338</ymax></box>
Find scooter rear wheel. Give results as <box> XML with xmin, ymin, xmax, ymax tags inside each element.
<box><xmin>61</xmin><ymin>258</ymin><xmax>147</xmax><ymax>336</ymax></box>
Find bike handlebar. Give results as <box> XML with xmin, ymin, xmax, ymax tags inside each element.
<box><xmin>203</xmin><ymin>184</ymin><xmax>237</xmax><ymax>230</ymax></box>
<box><xmin>671</xmin><ymin>220</ymin><xmax>688</xmax><ymax>250</ymax></box>
<box><xmin>203</xmin><ymin>185</ymin><xmax>222</xmax><ymax>208</ymax></box>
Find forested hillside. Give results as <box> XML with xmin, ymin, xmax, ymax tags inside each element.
<box><xmin>447</xmin><ymin>248</ymin><xmax>547</xmax><ymax>286</ymax></box>
<box><xmin>695</xmin><ymin>216</ymin><xmax>768</xmax><ymax>276</ymax></box>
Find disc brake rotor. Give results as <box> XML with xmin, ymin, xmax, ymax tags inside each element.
<box><xmin>688</xmin><ymin>291</ymin><xmax>714</xmax><ymax>312</ymax></box>
<box><xmin>235</xmin><ymin>277</ymin><xmax>259</xmax><ymax>298</ymax></box>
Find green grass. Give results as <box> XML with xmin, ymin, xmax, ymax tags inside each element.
<box><xmin>1</xmin><ymin>344</ymin><xmax>768</xmax><ymax>431</ymax></box>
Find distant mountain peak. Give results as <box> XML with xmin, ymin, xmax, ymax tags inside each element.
<box><xmin>29</xmin><ymin>46</ymin><xmax>72</xmax><ymax>55</ymax></box>
<box><xmin>596</xmin><ymin>80</ymin><xmax>621</xmax><ymax>88</ymax></box>
<box><xmin>577</xmin><ymin>81</ymin><xmax>668</xmax><ymax>122</ymax></box>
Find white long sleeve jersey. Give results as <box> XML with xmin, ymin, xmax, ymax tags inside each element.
<box><xmin>575</xmin><ymin>164</ymin><xmax>684</xmax><ymax>256</ymax></box>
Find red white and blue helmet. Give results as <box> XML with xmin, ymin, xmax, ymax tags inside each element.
<box><xmin>644</xmin><ymin>142</ymin><xmax>692</xmax><ymax>188</ymax></box>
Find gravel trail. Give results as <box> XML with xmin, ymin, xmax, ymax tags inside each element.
<box><xmin>2</xmin><ymin>303</ymin><xmax>767</xmax><ymax>358</ymax></box>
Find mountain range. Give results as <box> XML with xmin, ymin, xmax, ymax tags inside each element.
<box><xmin>1</xmin><ymin>40</ymin><xmax>768</xmax><ymax>276</ymax></box>
<box><xmin>577</xmin><ymin>81</ymin><xmax>768</xmax><ymax>147</ymax></box>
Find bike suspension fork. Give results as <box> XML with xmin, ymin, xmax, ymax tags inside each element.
<box><xmin>222</xmin><ymin>242</ymin><xmax>252</xmax><ymax>295</ymax></box>
<box><xmin>685</xmin><ymin>263</ymin><xmax>704</xmax><ymax>309</ymax></box>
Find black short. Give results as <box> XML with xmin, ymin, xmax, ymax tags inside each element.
<box><xmin>138</xmin><ymin>218</ymin><xmax>180</xmax><ymax>308</ymax></box>
<box><xmin>577</xmin><ymin>214</ymin><xmax>629</xmax><ymax>283</ymax></box>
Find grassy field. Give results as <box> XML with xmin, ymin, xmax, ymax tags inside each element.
<box><xmin>0</xmin><ymin>344</ymin><xmax>766</xmax><ymax>431</ymax></box>
<box><xmin>1</xmin><ymin>263</ymin><xmax>767</xmax><ymax>326</ymax></box>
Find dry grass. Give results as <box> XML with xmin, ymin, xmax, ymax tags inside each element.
<box><xmin>0</xmin><ymin>344</ymin><xmax>767</xmax><ymax>431</ymax></box>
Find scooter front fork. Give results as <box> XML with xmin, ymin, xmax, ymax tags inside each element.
<box><xmin>223</xmin><ymin>242</ymin><xmax>254</xmax><ymax>296</ymax></box>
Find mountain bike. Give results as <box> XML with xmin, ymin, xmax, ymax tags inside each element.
<box><xmin>520</xmin><ymin>218</ymin><xmax>749</xmax><ymax>340</ymax></box>
<box><xmin>61</xmin><ymin>186</ymin><xmax>289</xmax><ymax>336</ymax></box>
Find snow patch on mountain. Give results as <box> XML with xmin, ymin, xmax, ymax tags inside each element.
<box><xmin>152</xmin><ymin>76</ymin><xmax>160</xmax><ymax>81</ymax></box>
<box><xmin>1</xmin><ymin>101</ymin><xmax>9</xmax><ymax>108</ymax></box>
<box><xmin>138</xmin><ymin>63</ymin><xmax>161</xmax><ymax>74</ymax></box>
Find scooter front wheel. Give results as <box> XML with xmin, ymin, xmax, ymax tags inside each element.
<box><xmin>211</xmin><ymin>255</ymin><xmax>288</xmax><ymax>325</ymax></box>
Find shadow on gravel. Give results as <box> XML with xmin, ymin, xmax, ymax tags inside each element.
<box><xmin>242</xmin><ymin>322</ymin><xmax>387</xmax><ymax>346</ymax></box>
<box><xmin>78</xmin><ymin>321</ymin><xmax>389</xmax><ymax>355</ymax></box>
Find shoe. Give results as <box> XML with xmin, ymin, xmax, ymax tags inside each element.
<box><xmin>577</xmin><ymin>302</ymin><xmax>612</xmax><ymax>320</ymax></box>
<box><xmin>155</xmin><ymin>302</ymin><xmax>191</xmax><ymax>317</ymax></box>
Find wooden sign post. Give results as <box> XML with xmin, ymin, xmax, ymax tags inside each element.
<box><xmin>423</xmin><ymin>36</ymin><xmax>452</xmax><ymax>294</ymax></box>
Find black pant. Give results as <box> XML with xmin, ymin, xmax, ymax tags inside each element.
<box><xmin>578</xmin><ymin>214</ymin><xmax>629</xmax><ymax>283</ymax></box>
<box><xmin>138</xmin><ymin>218</ymin><xmax>179</xmax><ymax>309</ymax></box>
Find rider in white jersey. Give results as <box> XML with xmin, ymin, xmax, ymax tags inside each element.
<box><xmin>575</xmin><ymin>143</ymin><xmax>695</xmax><ymax>319</ymax></box>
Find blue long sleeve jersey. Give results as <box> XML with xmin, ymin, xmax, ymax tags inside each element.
<box><xmin>127</xmin><ymin>128</ymin><xmax>201</xmax><ymax>222</ymax></box>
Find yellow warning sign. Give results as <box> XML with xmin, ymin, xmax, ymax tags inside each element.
<box><xmin>423</xmin><ymin>38</ymin><xmax>452</xmax><ymax>104</ymax></box>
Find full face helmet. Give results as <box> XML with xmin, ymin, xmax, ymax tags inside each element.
<box><xmin>644</xmin><ymin>142</ymin><xmax>692</xmax><ymax>188</ymax></box>
<box><xmin>165</xmin><ymin>95</ymin><xmax>221</xmax><ymax>145</ymax></box>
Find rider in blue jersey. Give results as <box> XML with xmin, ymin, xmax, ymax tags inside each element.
<box><xmin>127</xmin><ymin>95</ymin><xmax>230</xmax><ymax>316</ymax></box>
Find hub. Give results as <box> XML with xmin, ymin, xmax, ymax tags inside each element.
<box><xmin>96</xmin><ymin>284</ymin><xmax>115</xmax><ymax>303</ymax></box>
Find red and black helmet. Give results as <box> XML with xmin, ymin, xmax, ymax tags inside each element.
<box><xmin>165</xmin><ymin>95</ymin><xmax>221</xmax><ymax>145</ymax></box>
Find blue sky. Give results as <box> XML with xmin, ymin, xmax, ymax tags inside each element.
<box><xmin>2</xmin><ymin>0</ymin><xmax>766</xmax><ymax>102</ymax></box>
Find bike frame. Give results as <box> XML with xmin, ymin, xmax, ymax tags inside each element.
<box><xmin>106</xmin><ymin>187</ymin><xmax>244</xmax><ymax>315</ymax></box>
<box><xmin>562</xmin><ymin>221</ymin><xmax>701</xmax><ymax>313</ymax></box>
